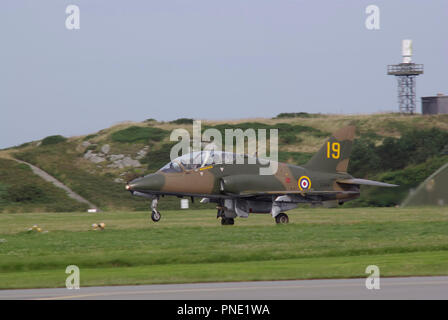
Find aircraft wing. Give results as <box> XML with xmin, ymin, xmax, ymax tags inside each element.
<box><xmin>336</xmin><ymin>178</ymin><xmax>398</xmax><ymax>187</ymax></box>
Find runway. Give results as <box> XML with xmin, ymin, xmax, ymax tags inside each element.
<box><xmin>1</xmin><ymin>276</ymin><xmax>447</xmax><ymax>300</ymax></box>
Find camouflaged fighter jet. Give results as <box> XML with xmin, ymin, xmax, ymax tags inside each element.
<box><xmin>126</xmin><ymin>126</ymin><xmax>397</xmax><ymax>225</ymax></box>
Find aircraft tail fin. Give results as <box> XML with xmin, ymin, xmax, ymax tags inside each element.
<box><xmin>303</xmin><ymin>125</ymin><xmax>356</xmax><ymax>173</ymax></box>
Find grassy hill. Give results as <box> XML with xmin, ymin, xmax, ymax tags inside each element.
<box><xmin>1</xmin><ymin>113</ymin><xmax>447</xmax><ymax>212</ymax></box>
<box><xmin>0</xmin><ymin>158</ymin><xmax>88</xmax><ymax>213</ymax></box>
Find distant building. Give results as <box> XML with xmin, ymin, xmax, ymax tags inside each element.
<box><xmin>421</xmin><ymin>94</ymin><xmax>448</xmax><ymax>114</ymax></box>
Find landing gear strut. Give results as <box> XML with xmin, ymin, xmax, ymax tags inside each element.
<box><xmin>217</xmin><ymin>207</ymin><xmax>224</xmax><ymax>219</ymax></box>
<box><xmin>275</xmin><ymin>213</ymin><xmax>289</xmax><ymax>224</ymax></box>
<box><xmin>151</xmin><ymin>197</ymin><xmax>161</xmax><ymax>222</ymax></box>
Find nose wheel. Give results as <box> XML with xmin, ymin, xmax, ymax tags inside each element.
<box><xmin>151</xmin><ymin>209</ymin><xmax>161</xmax><ymax>222</ymax></box>
<box><xmin>150</xmin><ymin>197</ymin><xmax>161</xmax><ymax>222</ymax></box>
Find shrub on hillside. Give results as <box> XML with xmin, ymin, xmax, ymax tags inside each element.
<box><xmin>85</xmin><ymin>144</ymin><xmax>97</xmax><ymax>152</ymax></box>
<box><xmin>7</xmin><ymin>185</ymin><xmax>46</xmax><ymax>203</ymax></box>
<box><xmin>275</xmin><ymin>112</ymin><xmax>318</xmax><ymax>119</ymax></box>
<box><xmin>205</xmin><ymin>122</ymin><xmax>327</xmax><ymax>142</ymax></box>
<box><xmin>83</xmin><ymin>134</ymin><xmax>98</xmax><ymax>141</ymax></box>
<box><xmin>15</xmin><ymin>142</ymin><xmax>31</xmax><ymax>149</ymax></box>
<box><xmin>146</xmin><ymin>143</ymin><xmax>177</xmax><ymax>171</ymax></box>
<box><xmin>170</xmin><ymin>118</ymin><xmax>194</xmax><ymax>125</ymax></box>
<box><xmin>280</xmin><ymin>132</ymin><xmax>302</xmax><ymax>144</ymax></box>
<box><xmin>349</xmin><ymin>139</ymin><xmax>381</xmax><ymax>177</ymax></box>
<box><xmin>110</xmin><ymin>126</ymin><xmax>168</xmax><ymax>143</ymax></box>
<box><xmin>41</xmin><ymin>135</ymin><xmax>67</xmax><ymax>146</ymax></box>
<box><xmin>278</xmin><ymin>151</ymin><xmax>313</xmax><ymax>165</ymax></box>
<box><xmin>0</xmin><ymin>183</ymin><xmax>7</xmax><ymax>205</ymax></box>
<box><xmin>349</xmin><ymin>128</ymin><xmax>448</xmax><ymax>178</ymax></box>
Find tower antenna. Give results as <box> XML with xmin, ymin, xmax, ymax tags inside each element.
<box><xmin>387</xmin><ymin>40</ymin><xmax>424</xmax><ymax>114</ymax></box>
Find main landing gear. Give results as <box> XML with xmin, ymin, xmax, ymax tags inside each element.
<box><xmin>217</xmin><ymin>207</ymin><xmax>234</xmax><ymax>226</ymax></box>
<box><xmin>275</xmin><ymin>213</ymin><xmax>289</xmax><ymax>224</ymax></box>
<box><xmin>221</xmin><ymin>217</ymin><xmax>235</xmax><ymax>225</ymax></box>
<box><xmin>151</xmin><ymin>197</ymin><xmax>161</xmax><ymax>222</ymax></box>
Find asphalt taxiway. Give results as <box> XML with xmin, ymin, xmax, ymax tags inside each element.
<box><xmin>1</xmin><ymin>276</ymin><xmax>447</xmax><ymax>300</ymax></box>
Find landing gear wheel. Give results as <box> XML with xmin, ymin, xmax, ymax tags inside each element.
<box><xmin>221</xmin><ymin>217</ymin><xmax>234</xmax><ymax>225</ymax></box>
<box><xmin>150</xmin><ymin>197</ymin><xmax>161</xmax><ymax>222</ymax></box>
<box><xmin>275</xmin><ymin>213</ymin><xmax>289</xmax><ymax>224</ymax></box>
<box><xmin>151</xmin><ymin>210</ymin><xmax>161</xmax><ymax>222</ymax></box>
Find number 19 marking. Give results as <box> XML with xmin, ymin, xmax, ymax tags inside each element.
<box><xmin>326</xmin><ymin>142</ymin><xmax>340</xmax><ymax>159</ymax></box>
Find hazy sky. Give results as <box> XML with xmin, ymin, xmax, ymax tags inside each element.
<box><xmin>1</xmin><ymin>0</ymin><xmax>447</xmax><ymax>148</ymax></box>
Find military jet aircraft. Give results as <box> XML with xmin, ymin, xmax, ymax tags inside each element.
<box><xmin>126</xmin><ymin>126</ymin><xmax>397</xmax><ymax>225</ymax></box>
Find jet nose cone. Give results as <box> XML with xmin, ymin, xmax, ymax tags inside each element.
<box><xmin>127</xmin><ymin>174</ymin><xmax>164</xmax><ymax>192</ymax></box>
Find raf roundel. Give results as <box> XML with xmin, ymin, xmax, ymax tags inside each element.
<box><xmin>298</xmin><ymin>176</ymin><xmax>311</xmax><ymax>191</ymax></box>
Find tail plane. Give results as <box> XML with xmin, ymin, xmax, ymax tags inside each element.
<box><xmin>304</xmin><ymin>125</ymin><xmax>398</xmax><ymax>188</ymax></box>
<box><xmin>304</xmin><ymin>125</ymin><xmax>356</xmax><ymax>173</ymax></box>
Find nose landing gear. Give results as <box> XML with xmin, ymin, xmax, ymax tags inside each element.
<box><xmin>151</xmin><ymin>197</ymin><xmax>161</xmax><ymax>222</ymax></box>
<box><xmin>151</xmin><ymin>209</ymin><xmax>161</xmax><ymax>222</ymax></box>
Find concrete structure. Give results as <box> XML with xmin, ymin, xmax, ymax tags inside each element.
<box><xmin>422</xmin><ymin>94</ymin><xmax>448</xmax><ymax>114</ymax></box>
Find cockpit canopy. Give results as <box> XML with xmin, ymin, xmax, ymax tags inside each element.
<box><xmin>159</xmin><ymin>151</ymin><xmax>254</xmax><ymax>173</ymax></box>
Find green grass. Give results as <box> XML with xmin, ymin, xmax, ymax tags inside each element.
<box><xmin>0</xmin><ymin>207</ymin><xmax>447</xmax><ymax>289</ymax></box>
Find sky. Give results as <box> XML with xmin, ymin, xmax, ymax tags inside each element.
<box><xmin>1</xmin><ymin>0</ymin><xmax>447</xmax><ymax>148</ymax></box>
